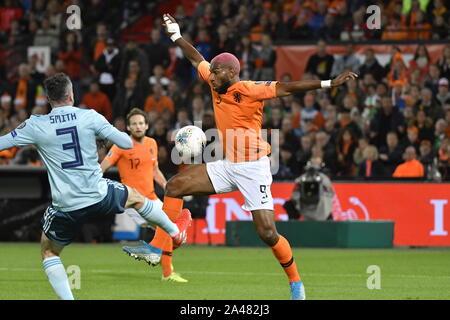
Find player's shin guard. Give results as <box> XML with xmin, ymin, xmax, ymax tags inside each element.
<box><xmin>271</xmin><ymin>235</ymin><xmax>301</xmax><ymax>283</ymax></box>
<box><xmin>138</xmin><ymin>198</ymin><xmax>179</xmax><ymax>237</ymax></box>
<box><xmin>43</xmin><ymin>256</ymin><xmax>74</xmax><ymax>300</ymax></box>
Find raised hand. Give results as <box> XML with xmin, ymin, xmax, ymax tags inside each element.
<box><xmin>162</xmin><ymin>13</ymin><xmax>181</xmax><ymax>41</ymax></box>
<box><xmin>331</xmin><ymin>71</ymin><xmax>358</xmax><ymax>87</ymax></box>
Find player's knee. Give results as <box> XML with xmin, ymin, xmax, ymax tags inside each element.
<box><xmin>41</xmin><ymin>248</ymin><xmax>59</xmax><ymax>259</ymax></box>
<box><xmin>257</xmin><ymin>227</ymin><xmax>279</xmax><ymax>246</ymax></box>
<box><xmin>165</xmin><ymin>175</ymin><xmax>188</xmax><ymax>198</ymax></box>
<box><xmin>126</xmin><ymin>187</ymin><xmax>145</xmax><ymax>208</ymax></box>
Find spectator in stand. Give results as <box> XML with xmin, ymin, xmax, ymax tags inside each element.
<box><xmin>122</xmin><ymin>59</ymin><xmax>150</xmax><ymax>101</ymax></box>
<box><xmin>144</xmin><ymin>83</ymin><xmax>175</xmax><ymax>115</ymax></box>
<box><xmin>353</xmin><ymin>137</ymin><xmax>369</xmax><ymax>168</ymax></box>
<box><xmin>315</xmin><ymin>131</ymin><xmax>338</xmax><ymax>175</ymax></box>
<box><xmin>0</xmin><ymin>0</ymin><xmax>24</xmax><ymax>34</ymax></box>
<box><xmin>413</xmin><ymin>110</ymin><xmax>435</xmax><ymax>142</ymax></box>
<box><xmin>85</xmin><ymin>22</ymin><xmax>108</xmax><ymax>72</ymax></box>
<box><xmin>295</xmin><ymin>134</ymin><xmax>313</xmax><ymax>175</ymax></box>
<box><xmin>253</xmin><ymin>33</ymin><xmax>276</xmax><ymax>81</ymax></box>
<box><xmin>174</xmin><ymin>108</ymin><xmax>193</xmax><ymax>130</ymax></box>
<box><xmin>409</xmin><ymin>44</ymin><xmax>431</xmax><ymax>83</ymax></box>
<box><xmin>80</xmin><ymin>81</ymin><xmax>112</xmax><ymax>122</ymax></box>
<box><xmin>393</xmin><ymin>146</ymin><xmax>425</xmax><ymax>178</ymax></box>
<box><xmin>434</xmin><ymin>118</ymin><xmax>449</xmax><ymax>150</ymax></box>
<box><xmin>305</xmin><ymin>39</ymin><xmax>334</xmax><ymax>80</ymax></box>
<box><xmin>211</xmin><ymin>24</ymin><xmax>235</xmax><ymax>58</ymax></box>
<box><xmin>331</xmin><ymin>43</ymin><xmax>360</xmax><ymax>78</ymax></box>
<box><xmin>359</xmin><ymin>48</ymin><xmax>386</xmax><ymax>82</ymax></box>
<box><xmin>274</xmin><ymin>144</ymin><xmax>296</xmax><ymax>180</ymax></box>
<box><xmin>437</xmin><ymin>137</ymin><xmax>450</xmax><ymax>179</ymax></box>
<box><xmin>436</xmin><ymin>78</ymin><xmax>450</xmax><ymax>108</ymax></box>
<box><xmin>167</xmin><ymin>79</ymin><xmax>185</xmax><ymax>110</ymax></box>
<box><xmin>431</xmin><ymin>15</ymin><xmax>449</xmax><ymax>40</ymax></box>
<box><xmin>150</xmin><ymin>117</ymin><xmax>169</xmax><ymax>148</ymax></box>
<box><xmin>58</xmin><ymin>31</ymin><xmax>82</xmax><ymax>105</ymax></box>
<box><xmin>266</xmin><ymin>107</ymin><xmax>283</xmax><ymax>130</ymax></box>
<box><xmin>287</xmin><ymin>11</ymin><xmax>314</xmax><ymax>40</ymax></box>
<box><xmin>33</xmin><ymin>16</ymin><xmax>59</xmax><ymax>53</ymax></box>
<box><xmin>414</xmin><ymin>87</ymin><xmax>443</xmax><ymax>121</ymax></box>
<box><xmin>145</xmin><ymin>28</ymin><xmax>171</xmax><ymax>72</ymax></box>
<box><xmin>425</xmin><ymin>64</ymin><xmax>442</xmax><ymax>94</ymax></box>
<box><xmin>149</xmin><ymin>64</ymin><xmax>170</xmax><ymax>90</ymax></box>
<box><xmin>307</xmin><ymin>0</ymin><xmax>327</xmax><ymax>33</ymax></box>
<box><xmin>408</xmin><ymin>10</ymin><xmax>432</xmax><ymax>40</ymax></box>
<box><xmin>387</xmin><ymin>52</ymin><xmax>408</xmax><ymax>88</ymax></box>
<box><xmin>403</xmin><ymin>125</ymin><xmax>421</xmax><ymax>152</ymax></box>
<box><xmin>317</xmin><ymin>13</ymin><xmax>340</xmax><ymax>41</ymax></box>
<box><xmin>119</xmin><ymin>38</ymin><xmax>149</xmax><ymax>86</ymax></box>
<box><xmin>382</xmin><ymin>15</ymin><xmax>409</xmax><ymax>41</ymax></box>
<box><xmin>112</xmin><ymin>77</ymin><xmax>145</xmax><ymax>121</ymax></box>
<box><xmin>300</xmin><ymin>93</ymin><xmax>325</xmax><ymax>133</ymax></box>
<box><xmin>12</xmin><ymin>63</ymin><xmax>37</xmax><ymax>112</ymax></box>
<box><xmin>195</xmin><ymin>28</ymin><xmax>212</xmax><ymax>62</ymax></box>
<box><xmin>370</xmin><ymin>96</ymin><xmax>406</xmax><ymax>148</ymax></box>
<box><xmin>437</xmin><ymin>45</ymin><xmax>450</xmax><ymax>80</ymax></box>
<box><xmin>419</xmin><ymin>139</ymin><xmax>435</xmax><ymax>173</ymax></box>
<box><xmin>358</xmin><ymin>145</ymin><xmax>385</xmax><ymax>178</ymax></box>
<box><xmin>235</xmin><ymin>34</ymin><xmax>257</xmax><ymax>80</ymax></box>
<box><xmin>336</xmin><ymin>127</ymin><xmax>358</xmax><ymax>176</ymax></box>
<box><xmin>94</xmin><ymin>37</ymin><xmax>121</xmax><ymax>101</ymax></box>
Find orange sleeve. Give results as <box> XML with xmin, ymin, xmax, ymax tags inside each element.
<box><xmin>197</xmin><ymin>60</ymin><xmax>211</xmax><ymax>83</ymax></box>
<box><xmin>243</xmin><ymin>81</ymin><xmax>278</xmax><ymax>101</ymax></box>
<box><xmin>105</xmin><ymin>144</ymin><xmax>122</xmax><ymax>165</ymax></box>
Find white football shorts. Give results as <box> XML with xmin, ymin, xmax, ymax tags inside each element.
<box><xmin>206</xmin><ymin>156</ymin><xmax>273</xmax><ymax>211</ymax></box>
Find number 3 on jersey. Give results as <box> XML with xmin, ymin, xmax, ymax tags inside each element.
<box><xmin>56</xmin><ymin>126</ymin><xmax>84</xmax><ymax>169</ymax></box>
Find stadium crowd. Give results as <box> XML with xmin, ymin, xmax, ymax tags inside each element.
<box><xmin>0</xmin><ymin>0</ymin><xmax>450</xmax><ymax>180</ymax></box>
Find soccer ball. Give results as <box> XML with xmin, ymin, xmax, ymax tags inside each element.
<box><xmin>175</xmin><ymin>125</ymin><xmax>207</xmax><ymax>158</ymax></box>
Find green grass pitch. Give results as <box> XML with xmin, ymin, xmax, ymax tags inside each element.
<box><xmin>0</xmin><ymin>243</ymin><xmax>449</xmax><ymax>300</ymax></box>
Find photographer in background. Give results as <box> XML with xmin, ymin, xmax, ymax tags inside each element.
<box><xmin>283</xmin><ymin>160</ymin><xmax>335</xmax><ymax>221</ymax></box>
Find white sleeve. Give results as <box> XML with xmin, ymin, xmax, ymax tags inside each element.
<box><xmin>91</xmin><ymin>110</ymin><xmax>132</xmax><ymax>149</ymax></box>
<box><xmin>5</xmin><ymin>120</ymin><xmax>36</xmax><ymax>147</ymax></box>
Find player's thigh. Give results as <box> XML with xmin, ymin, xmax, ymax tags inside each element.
<box><xmin>233</xmin><ymin>156</ymin><xmax>274</xmax><ymax>212</ymax></box>
<box><xmin>41</xmin><ymin>232</ymin><xmax>64</xmax><ymax>259</ymax></box>
<box><xmin>166</xmin><ymin>164</ymin><xmax>217</xmax><ymax>197</ymax></box>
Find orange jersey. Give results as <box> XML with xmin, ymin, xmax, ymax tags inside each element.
<box><xmin>198</xmin><ymin>60</ymin><xmax>278</xmax><ymax>162</ymax></box>
<box><xmin>105</xmin><ymin>136</ymin><xmax>159</xmax><ymax>200</ymax></box>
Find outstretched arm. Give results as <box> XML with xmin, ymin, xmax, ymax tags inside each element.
<box><xmin>276</xmin><ymin>71</ymin><xmax>358</xmax><ymax>97</ymax></box>
<box><xmin>0</xmin><ymin>134</ymin><xmax>15</xmax><ymax>151</ymax></box>
<box><xmin>162</xmin><ymin>13</ymin><xmax>205</xmax><ymax>68</ymax></box>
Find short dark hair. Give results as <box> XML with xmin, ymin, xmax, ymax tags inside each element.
<box><xmin>44</xmin><ymin>73</ymin><xmax>72</xmax><ymax>104</ymax></box>
<box><xmin>126</xmin><ymin>108</ymin><xmax>148</xmax><ymax>125</ymax></box>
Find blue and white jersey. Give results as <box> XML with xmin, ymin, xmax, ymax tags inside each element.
<box><xmin>3</xmin><ymin>106</ymin><xmax>131</xmax><ymax>211</ymax></box>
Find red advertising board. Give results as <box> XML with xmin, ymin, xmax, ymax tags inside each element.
<box><xmin>187</xmin><ymin>183</ymin><xmax>450</xmax><ymax>246</ymax></box>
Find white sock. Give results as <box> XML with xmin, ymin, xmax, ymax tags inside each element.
<box><xmin>138</xmin><ymin>198</ymin><xmax>179</xmax><ymax>237</ymax></box>
<box><xmin>43</xmin><ymin>256</ymin><xmax>74</xmax><ymax>300</ymax></box>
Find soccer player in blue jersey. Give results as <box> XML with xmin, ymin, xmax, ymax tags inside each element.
<box><xmin>0</xmin><ymin>73</ymin><xmax>191</xmax><ymax>300</ymax></box>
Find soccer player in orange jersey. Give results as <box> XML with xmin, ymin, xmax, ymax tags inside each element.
<box><xmin>101</xmin><ymin>108</ymin><xmax>188</xmax><ymax>283</ymax></box>
<box><xmin>126</xmin><ymin>14</ymin><xmax>357</xmax><ymax>300</ymax></box>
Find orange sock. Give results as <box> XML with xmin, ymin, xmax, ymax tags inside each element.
<box><xmin>271</xmin><ymin>235</ymin><xmax>301</xmax><ymax>283</ymax></box>
<box><xmin>162</xmin><ymin>196</ymin><xmax>183</xmax><ymax>221</ymax></box>
<box><xmin>150</xmin><ymin>196</ymin><xmax>183</xmax><ymax>248</ymax></box>
<box><xmin>161</xmin><ymin>234</ymin><xmax>174</xmax><ymax>277</ymax></box>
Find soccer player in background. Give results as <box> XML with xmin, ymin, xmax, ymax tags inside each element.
<box><xmin>124</xmin><ymin>14</ymin><xmax>357</xmax><ymax>300</ymax></box>
<box><xmin>0</xmin><ymin>73</ymin><xmax>191</xmax><ymax>300</ymax></box>
<box><xmin>101</xmin><ymin>108</ymin><xmax>188</xmax><ymax>283</ymax></box>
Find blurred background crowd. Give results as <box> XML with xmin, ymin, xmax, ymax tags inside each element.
<box><xmin>0</xmin><ymin>0</ymin><xmax>450</xmax><ymax>181</ymax></box>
